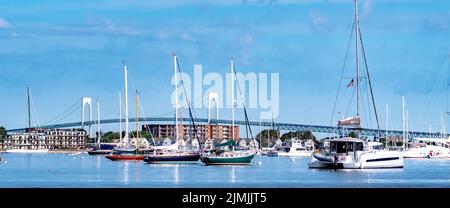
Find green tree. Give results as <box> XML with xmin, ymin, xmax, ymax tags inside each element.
<box><xmin>0</xmin><ymin>126</ymin><xmax>6</xmax><ymax>140</ymax></box>
<box><xmin>256</xmin><ymin>129</ymin><xmax>280</xmax><ymax>147</ymax></box>
<box><xmin>348</xmin><ymin>131</ymin><xmax>358</xmax><ymax>138</ymax></box>
<box><xmin>101</xmin><ymin>131</ymin><xmax>120</xmax><ymax>143</ymax></box>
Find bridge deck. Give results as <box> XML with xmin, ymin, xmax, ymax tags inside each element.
<box><xmin>6</xmin><ymin>117</ymin><xmax>447</xmax><ymax>138</ymax></box>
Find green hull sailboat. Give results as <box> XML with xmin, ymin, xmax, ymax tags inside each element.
<box><xmin>200</xmin><ymin>149</ymin><xmax>255</xmax><ymax>165</ymax></box>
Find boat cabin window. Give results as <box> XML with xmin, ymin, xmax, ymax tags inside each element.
<box><xmin>356</xmin><ymin>142</ymin><xmax>363</xmax><ymax>151</ymax></box>
<box><xmin>330</xmin><ymin>142</ymin><xmax>336</xmax><ymax>152</ymax></box>
<box><xmin>371</xmin><ymin>144</ymin><xmax>383</xmax><ymax>150</ymax></box>
<box><xmin>336</xmin><ymin>142</ymin><xmax>347</xmax><ymax>154</ymax></box>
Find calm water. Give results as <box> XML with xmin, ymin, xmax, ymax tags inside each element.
<box><xmin>0</xmin><ymin>153</ymin><xmax>449</xmax><ymax>188</ymax></box>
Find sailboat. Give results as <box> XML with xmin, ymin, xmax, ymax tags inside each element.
<box><xmin>105</xmin><ymin>65</ymin><xmax>145</xmax><ymax>161</ymax></box>
<box><xmin>308</xmin><ymin>0</ymin><xmax>403</xmax><ymax>169</ymax></box>
<box><xmin>6</xmin><ymin>87</ymin><xmax>48</xmax><ymax>153</ymax></box>
<box><xmin>200</xmin><ymin>59</ymin><xmax>256</xmax><ymax>165</ymax></box>
<box><xmin>143</xmin><ymin>53</ymin><xmax>201</xmax><ymax>164</ymax></box>
<box><xmin>87</xmin><ymin>100</ymin><xmax>113</xmax><ymax>155</ymax></box>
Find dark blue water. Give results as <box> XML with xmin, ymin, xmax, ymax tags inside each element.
<box><xmin>0</xmin><ymin>153</ymin><xmax>449</xmax><ymax>188</ymax></box>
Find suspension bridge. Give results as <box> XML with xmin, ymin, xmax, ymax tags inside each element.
<box><xmin>6</xmin><ymin>116</ymin><xmax>447</xmax><ymax>139</ymax></box>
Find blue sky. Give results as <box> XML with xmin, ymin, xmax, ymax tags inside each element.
<box><xmin>1</xmin><ymin>0</ymin><xmax>450</xmax><ymax>135</ymax></box>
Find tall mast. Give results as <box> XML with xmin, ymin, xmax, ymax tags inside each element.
<box><xmin>402</xmin><ymin>96</ymin><xmax>406</xmax><ymax>150</ymax></box>
<box><xmin>385</xmin><ymin>104</ymin><xmax>389</xmax><ymax>139</ymax></box>
<box><xmin>441</xmin><ymin>112</ymin><xmax>446</xmax><ymax>139</ymax></box>
<box><xmin>27</xmin><ymin>87</ymin><xmax>31</xmax><ymax>129</ymax></box>
<box><xmin>173</xmin><ymin>53</ymin><xmax>179</xmax><ymax>149</ymax></box>
<box><xmin>97</xmin><ymin>100</ymin><xmax>101</xmax><ymax>145</ymax></box>
<box><xmin>355</xmin><ymin>0</ymin><xmax>360</xmax><ymax>118</ymax></box>
<box><xmin>124</xmin><ymin>63</ymin><xmax>129</xmax><ymax>148</ymax></box>
<box><xmin>119</xmin><ymin>92</ymin><xmax>122</xmax><ymax>143</ymax></box>
<box><xmin>231</xmin><ymin>59</ymin><xmax>235</xmax><ymax>142</ymax></box>
<box><xmin>135</xmin><ymin>90</ymin><xmax>139</xmax><ymax>151</ymax></box>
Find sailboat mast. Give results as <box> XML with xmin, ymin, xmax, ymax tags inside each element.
<box><xmin>355</xmin><ymin>0</ymin><xmax>360</xmax><ymax>118</ymax></box>
<box><xmin>119</xmin><ymin>92</ymin><xmax>122</xmax><ymax>143</ymax></box>
<box><xmin>27</xmin><ymin>87</ymin><xmax>31</xmax><ymax>129</ymax></box>
<box><xmin>231</xmin><ymin>59</ymin><xmax>235</xmax><ymax>142</ymax></box>
<box><xmin>27</xmin><ymin>87</ymin><xmax>31</xmax><ymax>128</ymax></box>
<box><xmin>385</xmin><ymin>104</ymin><xmax>389</xmax><ymax>139</ymax></box>
<box><xmin>124</xmin><ymin>64</ymin><xmax>129</xmax><ymax>148</ymax></box>
<box><xmin>135</xmin><ymin>90</ymin><xmax>139</xmax><ymax>151</ymax></box>
<box><xmin>174</xmin><ymin>53</ymin><xmax>179</xmax><ymax>148</ymax></box>
<box><xmin>97</xmin><ymin>100</ymin><xmax>101</xmax><ymax>145</ymax></box>
<box><xmin>402</xmin><ymin>96</ymin><xmax>406</xmax><ymax>150</ymax></box>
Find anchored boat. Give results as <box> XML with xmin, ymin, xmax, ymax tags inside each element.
<box><xmin>308</xmin><ymin>0</ymin><xmax>403</xmax><ymax>169</ymax></box>
<box><xmin>143</xmin><ymin>54</ymin><xmax>201</xmax><ymax>164</ymax></box>
<box><xmin>268</xmin><ymin>138</ymin><xmax>313</xmax><ymax>157</ymax></box>
<box><xmin>309</xmin><ymin>138</ymin><xmax>403</xmax><ymax>169</ymax></box>
<box><xmin>403</xmin><ymin>137</ymin><xmax>450</xmax><ymax>158</ymax></box>
<box><xmin>200</xmin><ymin>140</ymin><xmax>255</xmax><ymax>165</ymax></box>
<box><xmin>105</xmin><ymin>64</ymin><xmax>145</xmax><ymax>161</ymax></box>
<box><xmin>200</xmin><ymin>59</ymin><xmax>256</xmax><ymax>165</ymax></box>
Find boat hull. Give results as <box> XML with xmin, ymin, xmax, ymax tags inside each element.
<box><xmin>105</xmin><ymin>155</ymin><xmax>144</xmax><ymax>161</ymax></box>
<box><xmin>144</xmin><ymin>153</ymin><xmax>200</xmax><ymax>164</ymax></box>
<box><xmin>87</xmin><ymin>150</ymin><xmax>113</xmax><ymax>155</ymax></box>
<box><xmin>308</xmin><ymin>151</ymin><xmax>404</xmax><ymax>169</ymax></box>
<box><xmin>200</xmin><ymin>153</ymin><xmax>255</xmax><ymax>165</ymax></box>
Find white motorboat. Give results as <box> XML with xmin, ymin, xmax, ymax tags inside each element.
<box><xmin>403</xmin><ymin>138</ymin><xmax>450</xmax><ymax>158</ymax></box>
<box><xmin>268</xmin><ymin>138</ymin><xmax>313</xmax><ymax>157</ymax></box>
<box><xmin>67</xmin><ymin>152</ymin><xmax>83</xmax><ymax>156</ymax></box>
<box><xmin>308</xmin><ymin>138</ymin><xmax>404</xmax><ymax>169</ymax></box>
<box><xmin>5</xmin><ymin>148</ymin><xmax>49</xmax><ymax>153</ymax></box>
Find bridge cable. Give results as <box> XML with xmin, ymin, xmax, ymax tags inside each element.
<box><xmin>43</xmin><ymin>98</ymin><xmax>81</xmax><ymax>125</ymax></box>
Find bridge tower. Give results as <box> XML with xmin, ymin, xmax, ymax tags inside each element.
<box><xmin>81</xmin><ymin>97</ymin><xmax>92</xmax><ymax>137</ymax></box>
<box><xmin>208</xmin><ymin>92</ymin><xmax>219</xmax><ymax>123</ymax></box>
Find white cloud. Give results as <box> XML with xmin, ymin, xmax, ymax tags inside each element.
<box><xmin>181</xmin><ymin>33</ymin><xmax>193</xmax><ymax>41</ymax></box>
<box><xmin>241</xmin><ymin>34</ymin><xmax>254</xmax><ymax>46</ymax></box>
<box><xmin>362</xmin><ymin>0</ymin><xmax>373</xmax><ymax>17</ymax></box>
<box><xmin>0</xmin><ymin>17</ymin><xmax>11</xmax><ymax>28</ymax></box>
<box><xmin>309</xmin><ymin>10</ymin><xmax>327</xmax><ymax>32</ymax></box>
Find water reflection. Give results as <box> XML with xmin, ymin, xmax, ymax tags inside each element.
<box><xmin>230</xmin><ymin>166</ymin><xmax>236</xmax><ymax>183</ymax></box>
<box><xmin>121</xmin><ymin>162</ymin><xmax>129</xmax><ymax>183</ymax></box>
<box><xmin>95</xmin><ymin>156</ymin><xmax>101</xmax><ymax>169</ymax></box>
<box><xmin>174</xmin><ymin>164</ymin><xmax>179</xmax><ymax>184</ymax></box>
<box><xmin>134</xmin><ymin>162</ymin><xmax>140</xmax><ymax>183</ymax></box>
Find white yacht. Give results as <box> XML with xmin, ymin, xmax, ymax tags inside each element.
<box><xmin>268</xmin><ymin>138</ymin><xmax>313</xmax><ymax>157</ymax></box>
<box><xmin>403</xmin><ymin>138</ymin><xmax>450</xmax><ymax>158</ymax></box>
<box><xmin>308</xmin><ymin>138</ymin><xmax>404</xmax><ymax>169</ymax></box>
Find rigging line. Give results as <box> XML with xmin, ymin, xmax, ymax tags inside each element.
<box><xmin>176</xmin><ymin>57</ymin><xmax>199</xmax><ymax>137</ymax></box>
<box><xmin>364</xmin><ymin>72</ymin><xmax>373</xmax><ymax>129</ymax></box>
<box><xmin>330</xmin><ymin>19</ymin><xmax>355</xmax><ymax>126</ymax></box>
<box><xmin>28</xmin><ymin>90</ymin><xmax>41</xmax><ymax>127</ymax></box>
<box><xmin>43</xmin><ymin>98</ymin><xmax>82</xmax><ymax>125</ymax></box>
<box><xmin>358</xmin><ymin>25</ymin><xmax>381</xmax><ymax>137</ymax></box>
<box><xmin>345</xmin><ymin>84</ymin><xmax>356</xmax><ymax>118</ymax></box>
<box><xmin>137</xmin><ymin>94</ymin><xmax>155</xmax><ymax>140</ymax></box>
<box><xmin>419</xmin><ymin>57</ymin><xmax>449</xmax><ymax>123</ymax></box>
<box><xmin>360</xmin><ymin>85</ymin><xmax>369</xmax><ymax>129</ymax></box>
<box><xmin>233</xmin><ymin>64</ymin><xmax>254</xmax><ymax>139</ymax></box>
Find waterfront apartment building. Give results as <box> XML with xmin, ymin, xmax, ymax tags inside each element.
<box><xmin>142</xmin><ymin>124</ymin><xmax>239</xmax><ymax>143</ymax></box>
<box><xmin>0</xmin><ymin>128</ymin><xmax>87</xmax><ymax>150</ymax></box>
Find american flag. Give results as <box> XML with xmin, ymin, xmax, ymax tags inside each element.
<box><xmin>347</xmin><ymin>79</ymin><xmax>354</xmax><ymax>87</ymax></box>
